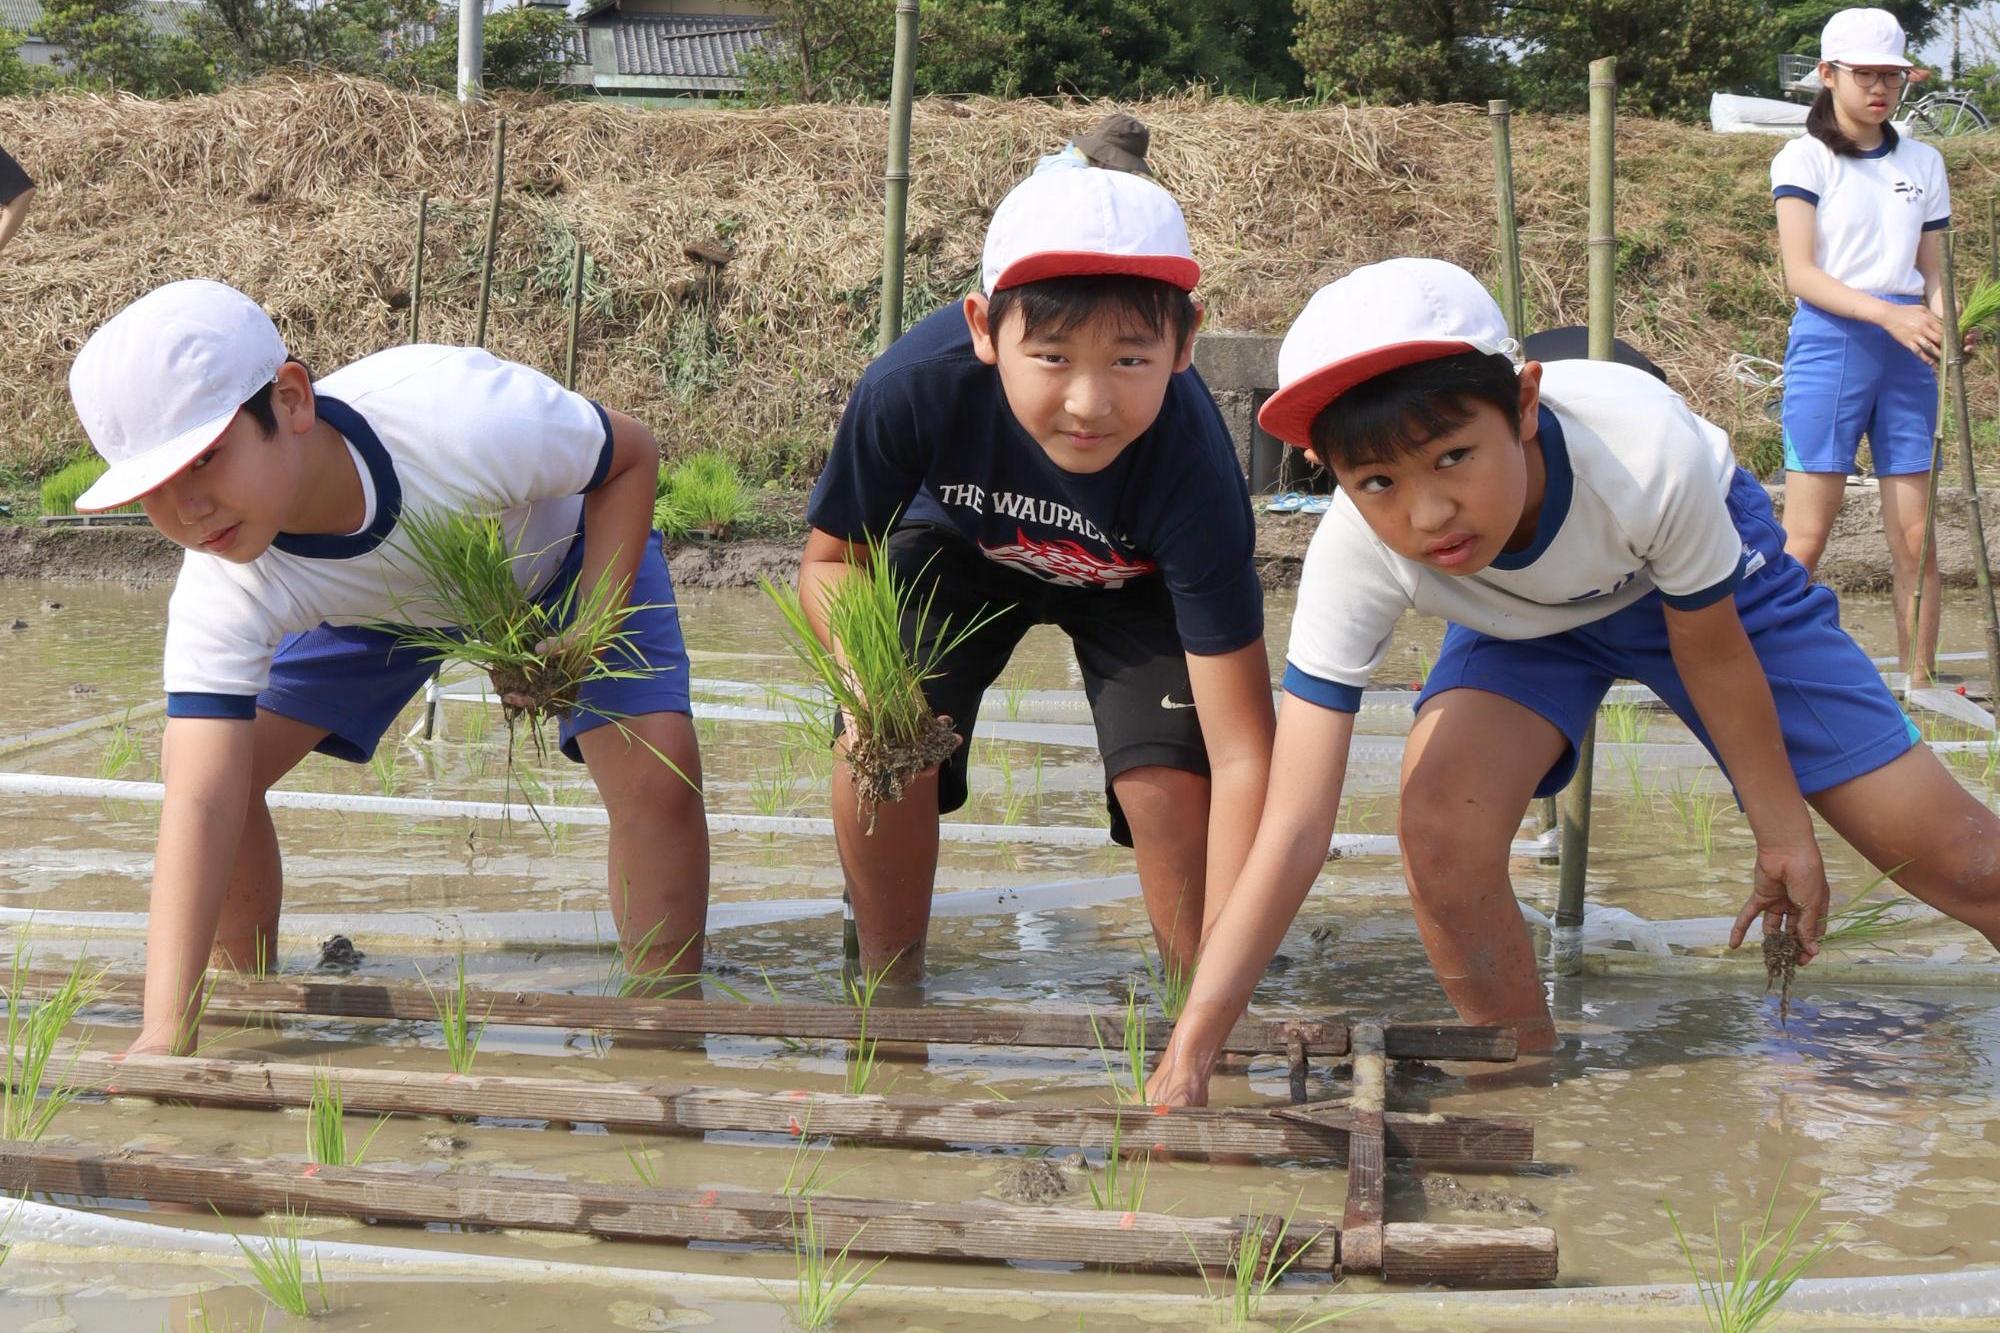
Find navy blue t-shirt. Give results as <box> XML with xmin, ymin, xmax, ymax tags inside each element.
<box><xmin>806</xmin><ymin>306</ymin><xmax>1262</xmax><ymax>656</ymax></box>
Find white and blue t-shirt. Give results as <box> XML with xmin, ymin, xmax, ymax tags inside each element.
<box><xmin>162</xmin><ymin>345</ymin><xmax>614</xmax><ymax>719</ymax></box>
<box><xmin>1283</xmin><ymin>359</ymin><xmax>1748</xmax><ymax>711</ymax></box>
<box><xmin>806</xmin><ymin>305</ymin><xmax>1263</xmax><ymax>656</ymax></box>
<box><xmin>1770</xmin><ymin>132</ymin><xmax>1950</xmax><ymax>298</ymax></box>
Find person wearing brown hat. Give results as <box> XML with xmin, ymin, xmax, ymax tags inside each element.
<box><xmin>1033</xmin><ymin>112</ymin><xmax>1153</xmax><ymax>177</ymax></box>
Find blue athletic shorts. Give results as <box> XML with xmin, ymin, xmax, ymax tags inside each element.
<box><xmin>1417</xmin><ymin>469</ymin><xmax>1919</xmax><ymax>799</ymax></box>
<box><xmin>1781</xmin><ymin>296</ymin><xmax>1938</xmax><ymax>476</ymax></box>
<box><xmin>259</xmin><ymin>528</ymin><xmax>691</xmax><ymax>765</ymax></box>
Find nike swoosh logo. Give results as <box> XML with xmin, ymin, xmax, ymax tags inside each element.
<box><xmin>1160</xmin><ymin>695</ymin><xmax>1195</xmax><ymax>710</ymax></box>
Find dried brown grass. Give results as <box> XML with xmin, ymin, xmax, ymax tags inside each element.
<box><xmin>5</xmin><ymin>76</ymin><xmax>2000</xmax><ymax>483</ymax></box>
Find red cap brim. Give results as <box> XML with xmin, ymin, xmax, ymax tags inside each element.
<box><xmin>1257</xmin><ymin>341</ymin><xmax>1481</xmax><ymax>448</ymax></box>
<box><xmin>993</xmin><ymin>251</ymin><xmax>1200</xmax><ymax>293</ymax></box>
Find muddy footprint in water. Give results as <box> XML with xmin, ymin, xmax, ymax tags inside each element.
<box><xmin>991</xmin><ymin>1155</ymin><xmax>1074</xmax><ymax>1205</ymax></box>
<box><xmin>316</xmin><ymin>934</ymin><xmax>365</xmax><ymax>973</ymax></box>
<box><xmin>1764</xmin><ymin>932</ymin><xmax>1802</xmax><ymax>1026</ymax></box>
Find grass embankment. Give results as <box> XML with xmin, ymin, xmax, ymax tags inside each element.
<box><xmin>4</xmin><ymin>77</ymin><xmax>2000</xmax><ymax>515</ymax></box>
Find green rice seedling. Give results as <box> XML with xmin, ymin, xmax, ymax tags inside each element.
<box><xmin>1600</xmin><ymin>698</ymin><xmax>1646</xmax><ymax>746</ymax></box>
<box><xmin>781</xmin><ymin>1115</ymin><xmax>854</xmax><ymax>1200</ymax></box>
<box><xmin>96</xmin><ymin>710</ymin><xmax>142</xmax><ymax>781</ymax></box>
<box><xmin>306</xmin><ymin>1067</ymin><xmax>388</xmax><ymax>1168</ymax></box>
<box><xmin>790</xmin><ymin>1204</ymin><xmax>884</xmax><ymax>1330</ymax></box>
<box><xmin>1089</xmin><ymin>985</ymin><xmax>1149</xmax><ymax>1107</ymax></box>
<box><xmin>654</xmin><ymin>451</ymin><xmax>752</xmax><ymax>540</ymax></box>
<box><xmin>762</xmin><ymin>536</ymin><xmax>1002</xmax><ymax>830</ymax></box>
<box><xmin>1002</xmin><ymin>675</ymin><xmax>1030</xmax><ymax>721</ymax></box>
<box><xmin>1140</xmin><ymin>943</ymin><xmax>1193</xmax><ymax>1022</ymax></box>
<box><xmin>224</xmin><ymin>1210</ymin><xmax>329</xmax><ymax>1319</ymax></box>
<box><xmin>367</xmin><ymin>744</ymin><xmax>401</xmax><ymax>797</ymax></box>
<box><xmin>1084</xmin><ymin>1111</ymin><xmax>1150</xmax><ymax>1213</ymax></box>
<box><xmin>759</xmin><ymin>968</ymin><xmax>814</xmax><ymax>1055</ymax></box>
<box><xmin>38</xmin><ymin>454</ymin><xmax>134</xmax><ymax>517</ymax></box>
<box><xmin>378</xmin><ymin>509</ymin><xmax>675</xmax><ymax>789</ymax></box>
<box><xmin>417</xmin><ymin>952</ymin><xmax>490</xmax><ymax>1075</ymax></box>
<box><xmin>626</xmin><ymin>1143</ymin><xmax>661</xmax><ymax>1187</ymax></box>
<box><xmin>2</xmin><ymin>942</ymin><xmax>101</xmax><ymax>1142</ymax></box>
<box><xmin>1179</xmin><ymin>1195</ymin><xmax>1336</xmax><ymax>1329</ymax></box>
<box><xmin>461</xmin><ymin>697</ymin><xmax>491</xmax><ymax>747</ymax></box>
<box><xmin>1665</xmin><ymin>780</ymin><xmax>1727</xmax><ymax>860</ymax></box>
<box><xmin>1820</xmin><ymin>864</ymin><xmax>1913</xmax><ymax>952</ymax></box>
<box><xmin>750</xmin><ymin>750</ymin><xmax>798</xmax><ymax>818</ymax></box>
<box><xmin>1959</xmin><ymin>277</ymin><xmax>2000</xmax><ymax>337</ymax></box>
<box><xmin>183</xmin><ymin>1292</ymin><xmax>269</xmax><ymax>1333</ymax></box>
<box><xmin>841</xmin><ymin>958</ymin><xmax>896</xmax><ymax>1095</ymax></box>
<box><xmin>1663</xmin><ymin>1167</ymin><xmax>1845</xmax><ymax>1332</ymax></box>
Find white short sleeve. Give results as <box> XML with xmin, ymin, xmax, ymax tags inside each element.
<box><xmin>161</xmin><ymin>555</ymin><xmax>295</xmax><ymax>713</ymax></box>
<box><xmin>1926</xmin><ymin>148</ymin><xmax>1952</xmax><ymax>228</ymax></box>
<box><xmin>1638</xmin><ymin>407</ymin><xmax>1746</xmax><ymax>608</ymax></box>
<box><xmin>1282</xmin><ymin>500</ymin><xmax>1416</xmax><ymax>711</ymax></box>
<box><xmin>1771</xmin><ymin>136</ymin><xmax>1828</xmax><ymax>204</ymax></box>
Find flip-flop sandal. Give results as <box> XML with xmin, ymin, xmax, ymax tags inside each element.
<box><xmin>1299</xmin><ymin>494</ymin><xmax>1333</xmax><ymax>515</ymax></box>
<box><xmin>1263</xmin><ymin>490</ymin><xmax>1307</xmax><ymax>514</ymax></box>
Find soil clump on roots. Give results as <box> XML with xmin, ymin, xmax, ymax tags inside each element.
<box><xmin>1764</xmin><ymin>931</ymin><xmax>1802</xmax><ymax>1025</ymax></box>
<box><xmin>848</xmin><ymin>713</ymin><xmax>959</xmax><ymax>830</ymax></box>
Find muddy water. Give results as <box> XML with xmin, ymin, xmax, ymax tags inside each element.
<box><xmin>5</xmin><ymin>580</ymin><xmax>2000</xmax><ymax>1328</ymax></box>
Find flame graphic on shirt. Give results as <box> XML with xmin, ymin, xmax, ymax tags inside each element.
<box><xmin>980</xmin><ymin>527</ymin><xmax>1157</xmax><ymax>589</ymax></box>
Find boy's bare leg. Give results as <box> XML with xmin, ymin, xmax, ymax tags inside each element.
<box><xmin>579</xmin><ymin>711</ymin><xmax>709</xmax><ymax>984</ymax></box>
<box><xmin>1809</xmin><ymin>745</ymin><xmax>2000</xmax><ymax>944</ymax></box>
<box><xmin>1111</xmin><ymin>764</ymin><xmax>1208</xmax><ymax>980</ymax></box>
<box><xmin>833</xmin><ymin>761</ymin><xmax>939</xmax><ymax>984</ymax></box>
<box><xmin>1397</xmin><ymin>689</ymin><xmax>1571</xmax><ymax>1053</ymax></box>
<box><xmin>210</xmin><ymin>710</ymin><xmax>328</xmax><ymax>973</ymax></box>
<box><xmin>1779</xmin><ymin>471</ymin><xmax>1848</xmax><ymax>576</ymax></box>
<box><xmin>1878</xmin><ymin>473</ymin><xmax>1942</xmax><ymax>686</ymax></box>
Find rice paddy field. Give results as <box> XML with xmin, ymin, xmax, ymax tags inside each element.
<box><xmin>4</xmin><ymin>577</ymin><xmax>2000</xmax><ymax>1329</ymax></box>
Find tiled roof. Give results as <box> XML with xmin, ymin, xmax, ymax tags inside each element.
<box><xmin>605</xmin><ymin>13</ymin><xmax>776</xmax><ymax>83</ymax></box>
<box><xmin>0</xmin><ymin>0</ymin><xmax>196</xmax><ymax>39</ymax></box>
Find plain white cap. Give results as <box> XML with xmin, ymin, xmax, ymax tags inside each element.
<box><xmin>1821</xmin><ymin>7</ymin><xmax>1912</xmax><ymax>68</ymax></box>
<box><xmin>1258</xmin><ymin>258</ymin><xmax>1518</xmax><ymax>448</ymax></box>
<box><xmin>981</xmin><ymin>166</ymin><xmax>1199</xmax><ymax>296</ymax></box>
<box><xmin>68</xmin><ymin>279</ymin><xmax>289</xmax><ymax>513</ymax></box>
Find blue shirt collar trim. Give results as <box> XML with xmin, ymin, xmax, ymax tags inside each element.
<box><xmin>271</xmin><ymin>395</ymin><xmax>402</xmax><ymax>560</ymax></box>
<box><xmin>1487</xmin><ymin>404</ymin><xmax>1570</xmax><ymax>572</ymax></box>
<box><xmin>1856</xmin><ymin>136</ymin><xmax>1896</xmax><ymax>159</ymax></box>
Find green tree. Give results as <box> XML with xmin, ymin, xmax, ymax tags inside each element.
<box><xmin>1502</xmin><ymin>0</ymin><xmax>1782</xmax><ymax>117</ymax></box>
<box><xmin>1292</xmin><ymin>0</ymin><xmax>1498</xmax><ymax>103</ymax></box>
<box><xmin>740</xmin><ymin>0</ymin><xmax>1011</xmax><ymax>102</ymax></box>
<box><xmin>1772</xmin><ymin>1</ymin><xmax>1943</xmax><ymax>57</ymax></box>
<box><xmin>189</xmin><ymin>0</ymin><xmax>428</xmax><ymax>80</ymax></box>
<box><xmin>0</xmin><ymin>26</ymin><xmax>32</xmax><ymax>95</ymax></box>
<box><xmin>34</xmin><ymin>0</ymin><xmax>218</xmax><ymax>94</ymax></box>
<box><xmin>408</xmin><ymin>4</ymin><xmax>575</xmax><ymax>92</ymax></box>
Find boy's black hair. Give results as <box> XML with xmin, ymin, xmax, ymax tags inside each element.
<box><xmin>1309</xmin><ymin>350</ymin><xmax>1521</xmax><ymax>471</ymax></box>
<box><xmin>1806</xmin><ymin>84</ymin><xmax>1898</xmax><ymax>158</ymax></box>
<box><xmin>986</xmin><ymin>273</ymin><xmax>1197</xmax><ymax>351</ymax></box>
<box><xmin>239</xmin><ymin>357</ymin><xmax>313</xmax><ymax>438</ymax></box>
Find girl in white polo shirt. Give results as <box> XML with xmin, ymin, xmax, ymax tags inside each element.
<box><xmin>1771</xmin><ymin>7</ymin><xmax>1951</xmax><ymax>682</ymax></box>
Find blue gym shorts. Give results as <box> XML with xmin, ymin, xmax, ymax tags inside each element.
<box><xmin>258</xmin><ymin>528</ymin><xmax>692</xmax><ymax>765</ymax></box>
<box><xmin>1416</xmin><ymin>469</ymin><xmax>1920</xmax><ymax>800</ymax></box>
<box><xmin>1781</xmin><ymin>296</ymin><xmax>1939</xmax><ymax>476</ymax></box>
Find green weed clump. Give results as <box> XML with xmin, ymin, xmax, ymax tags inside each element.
<box><xmin>763</xmin><ymin>537</ymin><xmax>998</xmax><ymax>829</ymax></box>
<box><xmin>1663</xmin><ymin>1168</ymin><xmax>1845</xmax><ymax>1333</ymax></box>
<box><xmin>654</xmin><ymin>451</ymin><xmax>751</xmax><ymax>540</ymax></box>
<box><xmin>1</xmin><ymin>943</ymin><xmax>101</xmax><ymax>1143</ymax></box>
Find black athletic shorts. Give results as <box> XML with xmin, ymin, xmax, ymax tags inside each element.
<box><xmin>856</xmin><ymin>521</ymin><xmax>1209</xmax><ymax>846</ymax></box>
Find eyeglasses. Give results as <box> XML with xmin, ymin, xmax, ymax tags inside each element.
<box><xmin>1830</xmin><ymin>63</ymin><xmax>1911</xmax><ymax>90</ymax></box>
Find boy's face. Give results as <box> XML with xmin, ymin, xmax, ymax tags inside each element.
<box><xmin>1328</xmin><ymin>362</ymin><xmax>1545</xmax><ymax>577</ymax></box>
<box><xmin>137</xmin><ymin>364</ymin><xmax>315</xmax><ymax>563</ymax></box>
<box><xmin>964</xmin><ymin>293</ymin><xmax>1197</xmax><ymax>475</ymax></box>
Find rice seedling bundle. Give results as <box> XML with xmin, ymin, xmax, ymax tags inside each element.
<box><xmin>654</xmin><ymin>450</ymin><xmax>751</xmax><ymax>540</ymax></box>
<box><xmin>39</xmin><ymin>455</ymin><xmax>133</xmax><ymax>516</ymax></box>
<box><xmin>1959</xmin><ymin>277</ymin><xmax>2000</xmax><ymax>337</ymax></box>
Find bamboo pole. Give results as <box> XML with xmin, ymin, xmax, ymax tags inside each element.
<box><xmin>876</xmin><ymin>0</ymin><xmax>920</xmax><ymax>355</ymax></box>
<box><xmin>1554</xmin><ymin>58</ymin><xmax>1617</xmax><ymax>975</ymax></box>
<box><xmin>0</xmin><ymin>1141</ymin><xmax>1557</xmax><ymax>1283</ymax></box>
<box><xmin>21</xmin><ymin>969</ymin><xmax>1520</xmax><ymax>1062</ymax></box>
<box><xmin>1987</xmin><ymin>193</ymin><xmax>1996</xmax><ymax>282</ymax></box>
<box><xmin>407</xmin><ymin>190</ymin><xmax>427</xmax><ymax>344</ymax></box>
<box><xmin>1338</xmin><ymin>1022</ymin><xmax>1388</xmax><ymax>1275</ymax></box>
<box><xmin>563</xmin><ymin>237</ymin><xmax>585</xmax><ymax>391</ymax></box>
<box><xmin>1489</xmin><ymin>100</ymin><xmax>1527</xmax><ymax>342</ymax></box>
<box><xmin>473</xmin><ymin>114</ymin><xmax>506</xmax><ymax>349</ymax></box>
<box><xmin>64</xmin><ymin>1051</ymin><xmax>1534</xmax><ymax>1163</ymax></box>
<box><xmin>1938</xmin><ymin>230</ymin><xmax>2000</xmax><ymax>697</ymax></box>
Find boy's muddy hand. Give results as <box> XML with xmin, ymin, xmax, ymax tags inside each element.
<box><xmin>1727</xmin><ymin>843</ymin><xmax>1829</xmax><ymax>963</ymax></box>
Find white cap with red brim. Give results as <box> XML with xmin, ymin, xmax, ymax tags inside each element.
<box><xmin>981</xmin><ymin>166</ymin><xmax>1199</xmax><ymax>295</ymax></box>
<box><xmin>1257</xmin><ymin>258</ymin><xmax>1519</xmax><ymax>449</ymax></box>
<box><xmin>68</xmin><ymin>279</ymin><xmax>289</xmax><ymax>513</ymax></box>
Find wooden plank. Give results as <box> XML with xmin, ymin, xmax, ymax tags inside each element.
<box><xmin>1339</xmin><ymin>1021</ymin><xmax>1388</xmax><ymax>1276</ymax></box>
<box><xmin>63</xmin><ymin>1052</ymin><xmax>1535</xmax><ymax>1163</ymax></box>
<box><xmin>0</xmin><ymin>1141</ymin><xmax>1554</xmax><ymax>1283</ymax></box>
<box><xmin>32</xmin><ymin>971</ymin><xmax>1518</xmax><ymax>1061</ymax></box>
<box><xmin>0</xmin><ymin>1140</ymin><xmax>1336</xmax><ymax>1275</ymax></box>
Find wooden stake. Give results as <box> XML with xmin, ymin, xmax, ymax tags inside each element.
<box><xmin>1339</xmin><ymin>1022</ymin><xmax>1387</xmax><ymax>1275</ymax></box>
<box><xmin>408</xmin><ymin>190</ymin><xmax>427</xmax><ymax>344</ymax></box>
<box><xmin>474</xmin><ymin>114</ymin><xmax>506</xmax><ymax>349</ymax></box>
<box><xmin>0</xmin><ymin>1141</ymin><xmax>1555</xmax><ymax>1284</ymax></box>
<box><xmin>66</xmin><ymin>1051</ymin><xmax>1533</xmax><ymax>1164</ymax></box>
<box><xmin>1938</xmin><ymin>229</ymin><xmax>2000</xmax><ymax>697</ymax></box>
<box><xmin>1489</xmin><ymin>99</ymin><xmax>1527</xmax><ymax>341</ymax></box>
<box><xmin>25</xmin><ymin>970</ymin><xmax>1520</xmax><ymax>1062</ymax></box>
<box><xmin>877</xmin><ymin>0</ymin><xmax>920</xmax><ymax>353</ymax></box>
<box><xmin>563</xmin><ymin>237</ymin><xmax>585</xmax><ymax>391</ymax></box>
